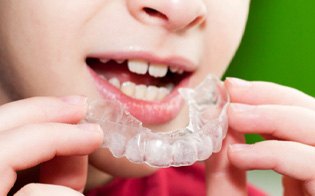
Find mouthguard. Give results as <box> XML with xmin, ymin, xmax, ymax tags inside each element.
<box><xmin>85</xmin><ymin>75</ymin><xmax>229</xmax><ymax>168</ymax></box>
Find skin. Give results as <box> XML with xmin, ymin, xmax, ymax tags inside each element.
<box><xmin>1</xmin><ymin>0</ymin><xmax>314</xmax><ymax>195</ymax></box>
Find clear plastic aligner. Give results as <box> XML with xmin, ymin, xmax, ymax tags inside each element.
<box><xmin>85</xmin><ymin>75</ymin><xmax>229</xmax><ymax>168</ymax></box>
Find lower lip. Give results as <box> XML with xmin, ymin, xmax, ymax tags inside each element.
<box><xmin>87</xmin><ymin>67</ymin><xmax>191</xmax><ymax>125</ymax></box>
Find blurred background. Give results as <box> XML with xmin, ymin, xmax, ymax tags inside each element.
<box><xmin>223</xmin><ymin>0</ymin><xmax>315</xmax><ymax>195</ymax></box>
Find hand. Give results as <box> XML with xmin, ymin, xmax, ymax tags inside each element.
<box><xmin>205</xmin><ymin>130</ymin><xmax>247</xmax><ymax>196</ymax></box>
<box><xmin>15</xmin><ymin>184</ymin><xmax>84</xmax><ymax>196</ymax></box>
<box><xmin>205</xmin><ymin>81</ymin><xmax>247</xmax><ymax>195</ymax></box>
<box><xmin>0</xmin><ymin>96</ymin><xmax>103</xmax><ymax>195</ymax></box>
<box><xmin>226</xmin><ymin>77</ymin><xmax>315</xmax><ymax>195</ymax></box>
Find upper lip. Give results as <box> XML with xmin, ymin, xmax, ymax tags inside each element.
<box><xmin>86</xmin><ymin>50</ymin><xmax>197</xmax><ymax>73</ymax></box>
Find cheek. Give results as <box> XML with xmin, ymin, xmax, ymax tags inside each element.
<box><xmin>0</xmin><ymin>1</ymin><xmax>103</xmax><ymax>97</ymax></box>
<box><xmin>193</xmin><ymin>0</ymin><xmax>250</xmax><ymax>84</ymax></box>
<box><xmin>0</xmin><ymin>1</ymin><xmax>94</xmax><ymax>65</ymax></box>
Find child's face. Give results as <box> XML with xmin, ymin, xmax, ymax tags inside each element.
<box><xmin>0</xmin><ymin>0</ymin><xmax>249</xmax><ymax>174</ymax></box>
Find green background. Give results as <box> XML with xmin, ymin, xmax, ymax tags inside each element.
<box><xmin>224</xmin><ymin>0</ymin><xmax>315</xmax><ymax>143</ymax></box>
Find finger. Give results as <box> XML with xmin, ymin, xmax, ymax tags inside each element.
<box><xmin>225</xmin><ymin>78</ymin><xmax>315</xmax><ymax>110</ymax></box>
<box><xmin>40</xmin><ymin>156</ymin><xmax>88</xmax><ymax>192</ymax></box>
<box><xmin>229</xmin><ymin>141</ymin><xmax>315</xmax><ymax>195</ymax></box>
<box><xmin>0</xmin><ymin>123</ymin><xmax>103</xmax><ymax>195</ymax></box>
<box><xmin>205</xmin><ymin>129</ymin><xmax>247</xmax><ymax>195</ymax></box>
<box><xmin>15</xmin><ymin>183</ymin><xmax>83</xmax><ymax>196</ymax></box>
<box><xmin>229</xmin><ymin>103</ymin><xmax>315</xmax><ymax>145</ymax></box>
<box><xmin>0</xmin><ymin>96</ymin><xmax>88</xmax><ymax>192</ymax></box>
<box><xmin>228</xmin><ymin>140</ymin><xmax>315</xmax><ymax>183</ymax></box>
<box><xmin>0</xmin><ymin>96</ymin><xmax>90</xmax><ymax>191</ymax></box>
<box><xmin>0</xmin><ymin>96</ymin><xmax>87</xmax><ymax>131</ymax></box>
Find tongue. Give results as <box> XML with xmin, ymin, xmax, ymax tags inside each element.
<box><xmin>89</xmin><ymin>60</ymin><xmax>172</xmax><ymax>86</ymax></box>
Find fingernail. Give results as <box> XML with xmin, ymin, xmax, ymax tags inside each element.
<box><xmin>226</xmin><ymin>77</ymin><xmax>251</xmax><ymax>87</ymax></box>
<box><xmin>230</xmin><ymin>103</ymin><xmax>255</xmax><ymax>112</ymax></box>
<box><xmin>229</xmin><ymin>144</ymin><xmax>251</xmax><ymax>152</ymax></box>
<box><xmin>61</xmin><ymin>96</ymin><xmax>87</xmax><ymax>106</ymax></box>
<box><xmin>77</xmin><ymin>123</ymin><xmax>103</xmax><ymax>135</ymax></box>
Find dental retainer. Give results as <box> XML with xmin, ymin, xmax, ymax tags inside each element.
<box><xmin>85</xmin><ymin>75</ymin><xmax>229</xmax><ymax>168</ymax></box>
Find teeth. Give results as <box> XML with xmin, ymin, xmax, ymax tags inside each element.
<box><xmin>134</xmin><ymin>85</ymin><xmax>146</xmax><ymax>99</ymax></box>
<box><xmin>166</xmin><ymin>83</ymin><xmax>174</xmax><ymax>91</ymax></box>
<box><xmin>118</xmin><ymin>82</ymin><xmax>171</xmax><ymax>101</ymax></box>
<box><xmin>121</xmin><ymin>82</ymin><xmax>136</xmax><ymax>97</ymax></box>
<box><xmin>128</xmin><ymin>60</ymin><xmax>149</xmax><ymax>75</ymax></box>
<box><xmin>145</xmin><ymin>86</ymin><xmax>159</xmax><ymax>101</ymax></box>
<box><xmin>97</xmin><ymin>57</ymin><xmax>179</xmax><ymax>101</ymax></box>
<box><xmin>99</xmin><ymin>75</ymin><xmax>107</xmax><ymax>80</ymax></box>
<box><xmin>177</xmin><ymin>69</ymin><xmax>184</xmax><ymax>74</ymax></box>
<box><xmin>100</xmin><ymin>58</ymin><xmax>185</xmax><ymax>76</ymax></box>
<box><xmin>157</xmin><ymin>87</ymin><xmax>170</xmax><ymax>100</ymax></box>
<box><xmin>100</xmin><ymin>59</ymin><xmax>110</xmax><ymax>64</ymax></box>
<box><xmin>148</xmin><ymin>64</ymin><xmax>168</xmax><ymax>78</ymax></box>
<box><xmin>170</xmin><ymin>67</ymin><xmax>184</xmax><ymax>74</ymax></box>
<box><xmin>116</xmin><ymin>60</ymin><xmax>125</xmax><ymax>64</ymax></box>
<box><xmin>109</xmin><ymin>77</ymin><xmax>120</xmax><ymax>89</ymax></box>
<box><xmin>170</xmin><ymin>67</ymin><xmax>178</xmax><ymax>73</ymax></box>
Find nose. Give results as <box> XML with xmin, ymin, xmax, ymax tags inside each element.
<box><xmin>127</xmin><ymin>0</ymin><xmax>207</xmax><ymax>32</ymax></box>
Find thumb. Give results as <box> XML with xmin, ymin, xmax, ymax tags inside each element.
<box><xmin>205</xmin><ymin>129</ymin><xmax>247</xmax><ymax>195</ymax></box>
<box><xmin>15</xmin><ymin>183</ymin><xmax>83</xmax><ymax>196</ymax></box>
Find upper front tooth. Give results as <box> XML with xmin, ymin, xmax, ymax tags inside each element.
<box><xmin>149</xmin><ymin>64</ymin><xmax>168</xmax><ymax>78</ymax></box>
<box><xmin>128</xmin><ymin>60</ymin><xmax>149</xmax><ymax>75</ymax></box>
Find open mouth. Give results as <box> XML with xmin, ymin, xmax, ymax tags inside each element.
<box><xmin>86</xmin><ymin>54</ymin><xmax>194</xmax><ymax>124</ymax></box>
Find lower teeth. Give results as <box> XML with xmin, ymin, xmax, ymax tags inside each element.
<box><xmin>106</xmin><ymin>76</ymin><xmax>172</xmax><ymax>101</ymax></box>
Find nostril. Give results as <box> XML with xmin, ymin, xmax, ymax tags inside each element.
<box><xmin>143</xmin><ymin>7</ymin><xmax>168</xmax><ymax>21</ymax></box>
